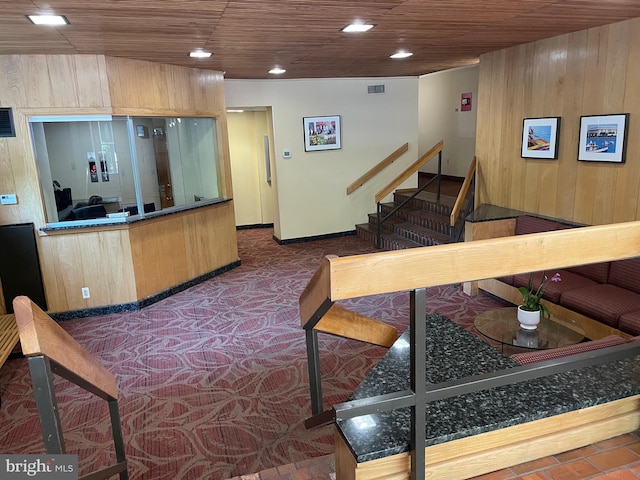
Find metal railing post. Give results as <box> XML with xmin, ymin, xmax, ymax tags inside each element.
<box><xmin>436</xmin><ymin>151</ymin><xmax>442</xmax><ymax>201</ymax></box>
<box><xmin>376</xmin><ymin>202</ymin><xmax>382</xmax><ymax>249</ymax></box>
<box><xmin>305</xmin><ymin>328</ymin><xmax>323</xmax><ymax>415</ymax></box>
<box><xmin>410</xmin><ymin>288</ymin><xmax>426</xmax><ymax>480</ymax></box>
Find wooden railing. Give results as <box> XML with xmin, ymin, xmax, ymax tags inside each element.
<box><xmin>300</xmin><ymin>219</ymin><xmax>640</xmax><ymax>478</ymax></box>
<box><xmin>375</xmin><ymin>140</ymin><xmax>443</xmax><ymax>204</ymax></box>
<box><xmin>450</xmin><ymin>156</ymin><xmax>476</xmax><ymax>227</ymax></box>
<box><xmin>346</xmin><ymin>143</ymin><xmax>409</xmax><ymax>195</ymax></box>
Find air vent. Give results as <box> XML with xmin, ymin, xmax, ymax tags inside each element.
<box><xmin>0</xmin><ymin>108</ymin><xmax>16</xmax><ymax>138</ymax></box>
<box><xmin>367</xmin><ymin>84</ymin><xmax>385</xmax><ymax>94</ymax></box>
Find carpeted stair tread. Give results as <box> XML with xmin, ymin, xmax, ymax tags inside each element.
<box><xmin>393</xmin><ymin>222</ymin><xmax>452</xmax><ymax>246</ymax></box>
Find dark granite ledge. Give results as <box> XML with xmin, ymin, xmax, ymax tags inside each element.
<box><xmin>336</xmin><ymin>313</ymin><xmax>640</xmax><ymax>463</ymax></box>
<box><xmin>41</xmin><ymin>198</ymin><xmax>232</xmax><ymax>232</ymax></box>
<box><xmin>466</xmin><ymin>204</ymin><xmax>585</xmax><ymax>227</ymax></box>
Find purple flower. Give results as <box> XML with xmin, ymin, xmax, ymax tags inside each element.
<box><xmin>551</xmin><ymin>273</ymin><xmax>562</xmax><ymax>283</ymax></box>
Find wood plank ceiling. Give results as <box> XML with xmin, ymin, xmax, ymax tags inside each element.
<box><xmin>2</xmin><ymin>0</ymin><xmax>640</xmax><ymax>79</ymax></box>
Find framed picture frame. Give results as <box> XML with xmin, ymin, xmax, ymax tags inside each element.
<box><xmin>578</xmin><ymin>113</ymin><xmax>629</xmax><ymax>163</ymax></box>
<box><xmin>303</xmin><ymin>115</ymin><xmax>341</xmax><ymax>152</ymax></box>
<box><xmin>521</xmin><ymin>117</ymin><xmax>561</xmax><ymax>159</ymax></box>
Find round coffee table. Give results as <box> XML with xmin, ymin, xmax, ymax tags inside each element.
<box><xmin>474</xmin><ymin>307</ymin><xmax>585</xmax><ymax>351</ymax></box>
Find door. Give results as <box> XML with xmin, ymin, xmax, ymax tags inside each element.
<box><xmin>153</xmin><ymin>127</ymin><xmax>174</xmax><ymax>209</ymax></box>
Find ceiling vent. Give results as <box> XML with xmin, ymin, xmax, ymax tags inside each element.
<box><xmin>0</xmin><ymin>108</ymin><xmax>16</xmax><ymax>137</ymax></box>
<box><xmin>367</xmin><ymin>84</ymin><xmax>385</xmax><ymax>94</ymax></box>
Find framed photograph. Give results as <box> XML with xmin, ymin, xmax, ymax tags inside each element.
<box><xmin>521</xmin><ymin>117</ymin><xmax>561</xmax><ymax>159</ymax></box>
<box><xmin>578</xmin><ymin>113</ymin><xmax>629</xmax><ymax>163</ymax></box>
<box><xmin>303</xmin><ymin>115</ymin><xmax>341</xmax><ymax>152</ymax></box>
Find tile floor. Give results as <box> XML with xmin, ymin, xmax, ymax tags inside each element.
<box><xmin>228</xmin><ymin>431</ymin><xmax>640</xmax><ymax>480</ymax></box>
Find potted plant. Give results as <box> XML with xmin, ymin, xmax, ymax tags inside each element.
<box><xmin>517</xmin><ymin>272</ymin><xmax>561</xmax><ymax>329</ymax></box>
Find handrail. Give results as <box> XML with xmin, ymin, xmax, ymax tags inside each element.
<box><xmin>450</xmin><ymin>156</ymin><xmax>477</xmax><ymax>227</ymax></box>
<box><xmin>300</xmin><ymin>220</ymin><xmax>640</xmax><ymax>325</ymax></box>
<box><xmin>346</xmin><ymin>143</ymin><xmax>409</xmax><ymax>195</ymax></box>
<box><xmin>375</xmin><ymin>140</ymin><xmax>443</xmax><ymax>204</ymax></box>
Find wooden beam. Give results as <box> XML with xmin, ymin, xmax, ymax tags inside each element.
<box><xmin>13</xmin><ymin>296</ymin><xmax>118</xmax><ymax>399</ymax></box>
<box><xmin>315</xmin><ymin>305</ymin><xmax>397</xmax><ymax>347</ymax></box>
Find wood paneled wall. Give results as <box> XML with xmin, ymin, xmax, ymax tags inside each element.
<box><xmin>129</xmin><ymin>202</ymin><xmax>238</xmax><ymax>300</ymax></box>
<box><xmin>476</xmin><ymin>17</ymin><xmax>640</xmax><ymax>225</ymax></box>
<box><xmin>0</xmin><ymin>54</ymin><xmax>237</xmax><ymax>313</ymax></box>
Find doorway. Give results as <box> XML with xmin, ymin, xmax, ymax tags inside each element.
<box><xmin>227</xmin><ymin>109</ymin><xmax>275</xmax><ymax>227</ymax></box>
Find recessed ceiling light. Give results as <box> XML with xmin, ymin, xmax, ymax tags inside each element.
<box><xmin>26</xmin><ymin>14</ymin><xmax>69</xmax><ymax>26</ymax></box>
<box><xmin>227</xmin><ymin>109</ymin><xmax>245</xmax><ymax>113</ymax></box>
<box><xmin>390</xmin><ymin>51</ymin><xmax>414</xmax><ymax>59</ymax></box>
<box><xmin>341</xmin><ymin>23</ymin><xmax>375</xmax><ymax>33</ymax></box>
<box><xmin>269</xmin><ymin>67</ymin><xmax>286</xmax><ymax>75</ymax></box>
<box><xmin>189</xmin><ymin>50</ymin><xmax>212</xmax><ymax>58</ymax></box>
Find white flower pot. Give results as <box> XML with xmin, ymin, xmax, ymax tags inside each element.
<box><xmin>517</xmin><ymin>305</ymin><xmax>541</xmax><ymax>330</ymax></box>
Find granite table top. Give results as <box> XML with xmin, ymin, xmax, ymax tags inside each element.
<box><xmin>335</xmin><ymin>313</ymin><xmax>640</xmax><ymax>463</ymax></box>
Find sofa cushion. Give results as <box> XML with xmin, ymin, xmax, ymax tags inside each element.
<box><xmin>607</xmin><ymin>257</ymin><xmax>640</xmax><ymax>295</ymax></box>
<box><xmin>560</xmin><ymin>284</ymin><xmax>640</xmax><ymax>327</ymax></box>
<box><xmin>514</xmin><ymin>216</ymin><xmax>573</xmax><ymax>236</ymax></box>
<box><xmin>512</xmin><ymin>270</ymin><xmax>597</xmax><ymax>304</ymax></box>
<box><xmin>566</xmin><ymin>262</ymin><xmax>610</xmax><ymax>284</ymax></box>
<box><xmin>618</xmin><ymin>311</ymin><xmax>640</xmax><ymax>336</ymax></box>
<box><xmin>510</xmin><ymin>335</ymin><xmax>628</xmax><ymax>365</ymax></box>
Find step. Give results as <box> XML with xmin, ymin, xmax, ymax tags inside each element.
<box><xmin>355</xmin><ymin>223</ymin><xmax>423</xmax><ymax>250</ymax></box>
<box><xmin>393</xmin><ymin>190</ymin><xmax>457</xmax><ymax>216</ymax></box>
<box><xmin>374</xmin><ymin>204</ymin><xmax>451</xmax><ymax>235</ymax></box>
<box><xmin>392</xmin><ymin>222</ymin><xmax>452</xmax><ymax>246</ymax></box>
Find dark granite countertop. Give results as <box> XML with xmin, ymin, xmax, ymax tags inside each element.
<box><xmin>335</xmin><ymin>313</ymin><xmax>640</xmax><ymax>463</ymax></box>
<box><xmin>466</xmin><ymin>204</ymin><xmax>585</xmax><ymax>227</ymax></box>
<box><xmin>40</xmin><ymin>198</ymin><xmax>232</xmax><ymax>232</ymax></box>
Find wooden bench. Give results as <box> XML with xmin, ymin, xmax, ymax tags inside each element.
<box><xmin>0</xmin><ymin>313</ymin><xmax>18</xmax><ymax>369</ymax></box>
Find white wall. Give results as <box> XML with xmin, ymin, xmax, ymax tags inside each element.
<box><xmin>418</xmin><ymin>66</ymin><xmax>479</xmax><ymax>177</ymax></box>
<box><xmin>225</xmin><ymin>77</ymin><xmax>420</xmax><ymax>240</ymax></box>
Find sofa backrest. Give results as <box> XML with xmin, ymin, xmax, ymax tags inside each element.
<box><xmin>566</xmin><ymin>262</ymin><xmax>611</xmax><ymax>284</ymax></box>
<box><xmin>608</xmin><ymin>257</ymin><xmax>640</xmax><ymax>295</ymax></box>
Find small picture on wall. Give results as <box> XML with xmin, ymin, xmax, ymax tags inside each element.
<box><xmin>303</xmin><ymin>115</ymin><xmax>341</xmax><ymax>151</ymax></box>
<box><xmin>521</xmin><ymin>117</ymin><xmax>561</xmax><ymax>159</ymax></box>
<box><xmin>578</xmin><ymin>113</ymin><xmax>629</xmax><ymax>163</ymax></box>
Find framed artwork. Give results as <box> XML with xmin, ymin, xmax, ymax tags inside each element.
<box><xmin>521</xmin><ymin>117</ymin><xmax>561</xmax><ymax>159</ymax></box>
<box><xmin>303</xmin><ymin>115</ymin><xmax>341</xmax><ymax>151</ymax></box>
<box><xmin>578</xmin><ymin>113</ymin><xmax>629</xmax><ymax>163</ymax></box>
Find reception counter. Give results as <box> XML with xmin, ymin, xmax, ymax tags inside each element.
<box><xmin>334</xmin><ymin>314</ymin><xmax>640</xmax><ymax>479</ymax></box>
<box><xmin>33</xmin><ymin>199</ymin><xmax>239</xmax><ymax>318</ymax></box>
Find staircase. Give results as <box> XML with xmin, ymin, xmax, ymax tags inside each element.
<box><xmin>356</xmin><ymin>189</ymin><xmax>463</xmax><ymax>250</ymax></box>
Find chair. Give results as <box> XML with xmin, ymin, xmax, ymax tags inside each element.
<box><xmin>13</xmin><ymin>296</ymin><xmax>128</xmax><ymax>480</ymax></box>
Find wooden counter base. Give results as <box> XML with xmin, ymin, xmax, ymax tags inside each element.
<box><xmin>335</xmin><ymin>395</ymin><xmax>640</xmax><ymax>480</ymax></box>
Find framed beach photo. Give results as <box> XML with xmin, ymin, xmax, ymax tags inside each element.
<box><xmin>521</xmin><ymin>117</ymin><xmax>561</xmax><ymax>159</ymax></box>
<box><xmin>578</xmin><ymin>113</ymin><xmax>629</xmax><ymax>163</ymax></box>
<box><xmin>303</xmin><ymin>115</ymin><xmax>341</xmax><ymax>152</ymax></box>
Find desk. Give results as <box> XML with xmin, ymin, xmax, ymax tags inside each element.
<box><xmin>474</xmin><ymin>307</ymin><xmax>585</xmax><ymax>351</ymax></box>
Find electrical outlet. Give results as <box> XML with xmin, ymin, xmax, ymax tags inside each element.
<box><xmin>81</xmin><ymin>287</ymin><xmax>90</xmax><ymax>299</ymax></box>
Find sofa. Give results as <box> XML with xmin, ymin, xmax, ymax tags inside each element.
<box><xmin>487</xmin><ymin>215</ymin><xmax>640</xmax><ymax>339</ymax></box>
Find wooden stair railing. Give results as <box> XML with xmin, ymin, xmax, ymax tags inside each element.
<box><xmin>14</xmin><ymin>295</ymin><xmax>129</xmax><ymax>480</ymax></box>
<box><xmin>346</xmin><ymin>143</ymin><xmax>409</xmax><ymax>195</ymax></box>
<box><xmin>449</xmin><ymin>155</ymin><xmax>477</xmax><ymax>242</ymax></box>
<box><xmin>300</xmin><ymin>220</ymin><xmax>640</xmax><ymax>477</ymax></box>
<box><xmin>374</xmin><ymin>140</ymin><xmax>444</xmax><ymax>248</ymax></box>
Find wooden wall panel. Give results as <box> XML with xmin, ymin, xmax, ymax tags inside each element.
<box><xmin>476</xmin><ymin>17</ymin><xmax>640</xmax><ymax>225</ymax></box>
<box><xmin>129</xmin><ymin>202</ymin><xmax>239</xmax><ymax>300</ymax></box>
<box><xmin>39</xmin><ymin>229</ymin><xmax>136</xmax><ymax>312</ymax></box>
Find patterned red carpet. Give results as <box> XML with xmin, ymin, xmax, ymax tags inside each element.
<box><xmin>0</xmin><ymin>228</ymin><xmax>508</xmax><ymax>479</ymax></box>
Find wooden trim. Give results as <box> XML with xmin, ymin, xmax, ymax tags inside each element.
<box><xmin>449</xmin><ymin>156</ymin><xmax>476</xmax><ymax>227</ymax></box>
<box><xmin>0</xmin><ymin>314</ymin><xmax>18</xmax><ymax>369</ymax></box>
<box><xmin>13</xmin><ymin>296</ymin><xmax>118</xmax><ymax>399</ymax></box>
<box><xmin>335</xmin><ymin>395</ymin><xmax>640</xmax><ymax>479</ymax></box>
<box><xmin>346</xmin><ymin>143</ymin><xmax>409</xmax><ymax>195</ymax></box>
<box><xmin>478</xmin><ymin>278</ymin><xmax>632</xmax><ymax>340</ymax></box>
<box><xmin>326</xmin><ymin>221</ymin><xmax>640</xmax><ymax>301</ymax></box>
<box><xmin>375</xmin><ymin>140</ymin><xmax>444</xmax><ymax>203</ymax></box>
<box><xmin>299</xmin><ymin>255</ymin><xmax>334</xmax><ymax>328</ymax></box>
<box><xmin>315</xmin><ymin>305</ymin><xmax>397</xmax><ymax>347</ymax></box>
